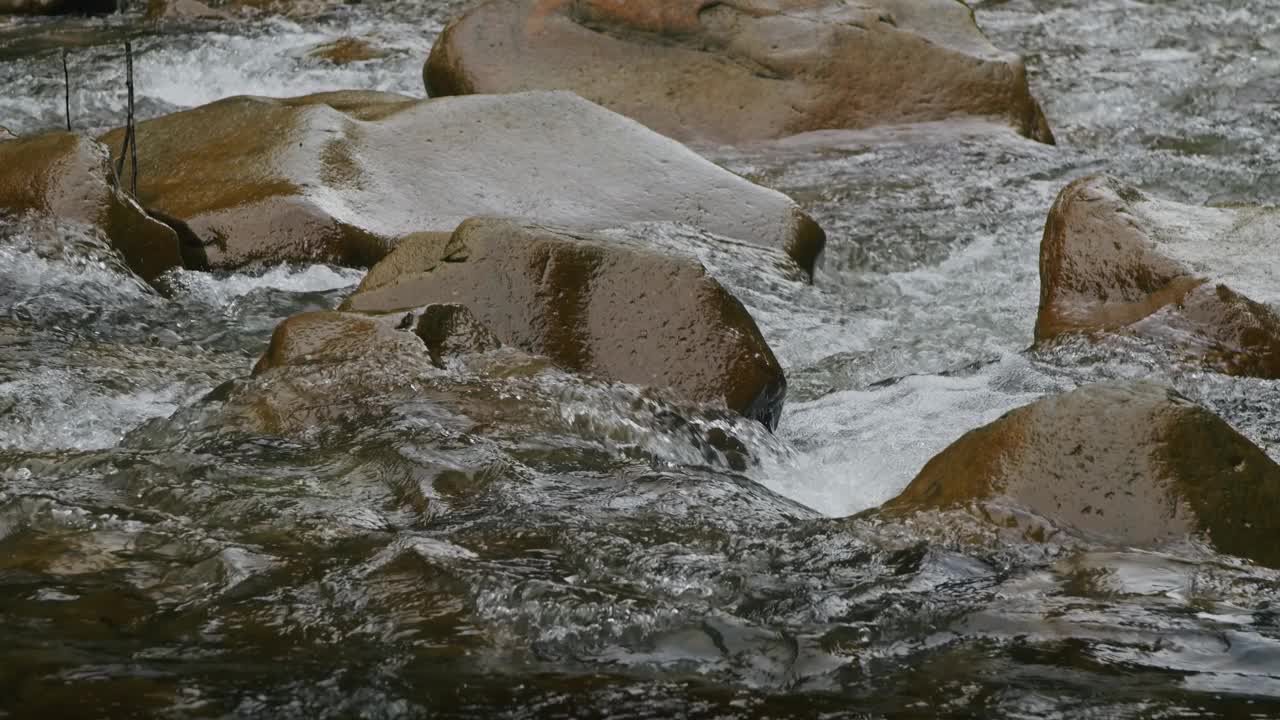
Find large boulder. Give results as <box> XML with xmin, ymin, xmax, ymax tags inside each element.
<box><xmin>340</xmin><ymin>218</ymin><xmax>788</xmax><ymax>428</ymax></box>
<box><xmin>0</xmin><ymin>133</ymin><xmax>191</xmax><ymax>284</ymax></box>
<box><xmin>424</xmin><ymin>0</ymin><xmax>1055</xmax><ymax>145</ymax></box>
<box><xmin>0</xmin><ymin>0</ymin><xmax>116</xmax><ymax>14</ymax></box>
<box><xmin>1036</xmin><ymin>175</ymin><xmax>1280</xmax><ymax>377</ymax></box>
<box><xmin>882</xmin><ymin>381</ymin><xmax>1280</xmax><ymax>568</ymax></box>
<box><xmin>98</xmin><ymin>90</ymin><xmax>825</xmax><ymax>274</ymax></box>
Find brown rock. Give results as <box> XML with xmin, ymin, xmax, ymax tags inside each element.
<box><xmin>98</xmin><ymin>90</ymin><xmax>823</xmax><ymax>274</ymax></box>
<box><xmin>145</xmin><ymin>0</ymin><xmax>348</xmax><ymax>19</ymax></box>
<box><xmin>1036</xmin><ymin>175</ymin><xmax>1280</xmax><ymax>377</ymax></box>
<box><xmin>882</xmin><ymin>381</ymin><xmax>1280</xmax><ymax>568</ymax></box>
<box><xmin>224</xmin><ymin>0</ymin><xmax>341</xmax><ymax>15</ymax></box>
<box><xmin>340</xmin><ymin>218</ymin><xmax>787</xmax><ymax>427</ymax></box>
<box><xmin>245</xmin><ymin>306</ymin><xmax>514</xmax><ymax>437</ymax></box>
<box><xmin>0</xmin><ymin>132</ymin><xmax>189</xmax><ymax>284</ymax></box>
<box><xmin>0</xmin><ymin>0</ymin><xmax>115</xmax><ymax>14</ymax></box>
<box><xmin>307</xmin><ymin>37</ymin><xmax>389</xmax><ymax>64</ymax></box>
<box><xmin>425</xmin><ymin>0</ymin><xmax>1054</xmax><ymax>145</ymax></box>
<box><xmin>413</xmin><ymin>303</ymin><xmax>502</xmax><ymax>369</ymax></box>
<box><xmin>253</xmin><ymin>311</ymin><xmax>426</xmax><ymax>375</ymax></box>
<box><xmin>254</xmin><ymin>304</ymin><xmax>504</xmax><ymax>374</ymax></box>
<box><xmin>145</xmin><ymin>0</ymin><xmax>231</xmax><ymax>20</ymax></box>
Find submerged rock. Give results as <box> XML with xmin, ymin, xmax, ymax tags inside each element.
<box><xmin>145</xmin><ymin>0</ymin><xmax>231</xmax><ymax>20</ymax></box>
<box><xmin>1036</xmin><ymin>175</ymin><xmax>1280</xmax><ymax>377</ymax></box>
<box><xmin>234</xmin><ymin>304</ymin><xmax>523</xmax><ymax>438</ymax></box>
<box><xmin>341</xmin><ymin>218</ymin><xmax>787</xmax><ymax>428</ymax></box>
<box><xmin>0</xmin><ymin>132</ymin><xmax>191</xmax><ymax>284</ymax></box>
<box><xmin>0</xmin><ymin>0</ymin><xmax>116</xmax><ymax>14</ymax></box>
<box><xmin>253</xmin><ymin>311</ymin><xmax>427</xmax><ymax>375</ymax></box>
<box><xmin>425</xmin><ymin>0</ymin><xmax>1054</xmax><ymax>145</ymax></box>
<box><xmin>254</xmin><ymin>304</ymin><xmax>503</xmax><ymax>375</ymax></box>
<box><xmin>98</xmin><ymin>90</ymin><xmax>824</xmax><ymax>274</ymax></box>
<box><xmin>882</xmin><ymin>381</ymin><xmax>1280</xmax><ymax>568</ymax></box>
<box><xmin>413</xmin><ymin>303</ymin><xmax>503</xmax><ymax>369</ymax></box>
<box><xmin>307</xmin><ymin>37</ymin><xmax>390</xmax><ymax>64</ymax></box>
<box><xmin>223</xmin><ymin>0</ymin><xmax>344</xmax><ymax>15</ymax></box>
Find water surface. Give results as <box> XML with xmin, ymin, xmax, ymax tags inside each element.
<box><xmin>2</xmin><ymin>0</ymin><xmax>1280</xmax><ymax>716</ymax></box>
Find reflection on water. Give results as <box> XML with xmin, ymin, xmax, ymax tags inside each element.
<box><xmin>3</xmin><ymin>0</ymin><xmax>1280</xmax><ymax>716</ymax></box>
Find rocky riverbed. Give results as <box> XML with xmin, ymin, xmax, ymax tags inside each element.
<box><xmin>2</xmin><ymin>0</ymin><xmax>1280</xmax><ymax>717</ymax></box>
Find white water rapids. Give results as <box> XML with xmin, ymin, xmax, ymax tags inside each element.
<box><xmin>2</xmin><ymin>1</ymin><xmax>1280</xmax><ymax>716</ymax></box>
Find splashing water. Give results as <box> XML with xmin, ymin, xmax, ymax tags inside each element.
<box><xmin>3</xmin><ymin>0</ymin><xmax>1280</xmax><ymax>716</ymax></box>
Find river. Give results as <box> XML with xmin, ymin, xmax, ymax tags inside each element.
<box><xmin>2</xmin><ymin>0</ymin><xmax>1279</xmax><ymax>716</ymax></box>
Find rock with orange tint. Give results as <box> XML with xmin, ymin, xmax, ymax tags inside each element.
<box><xmin>425</xmin><ymin>0</ymin><xmax>1054</xmax><ymax>145</ymax></box>
<box><xmin>413</xmin><ymin>303</ymin><xmax>502</xmax><ymax>369</ymax></box>
<box><xmin>1036</xmin><ymin>175</ymin><xmax>1280</xmax><ymax>377</ymax></box>
<box><xmin>253</xmin><ymin>311</ymin><xmax>426</xmax><ymax>375</ymax></box>
<box><xmin>242</xmin><ymin>304</ymin><xmax>513</xmax><ymax>436</ymax></box>
<box><xmin>882</xmin><ymin>381</ymin><xmax>1280</xmax><ymax>568</ymax></box>
<box><xmin>0</xmin><ymin>132</ymin><xmax>190</xmax><ymax>284</ymax></box>
<box><xmin>98</xmin><ymin>90</ymin><xmax>824</xmax><ymax>274</ymax></box>
<box><xmin>145</xmin><ymin>0</ymin><xmax>231</xmax><ymax>21</ymax></box>
<box><xmin>0</xmin><ymin>0</ymin><xmax>116</xmax><ymax>14</ymax></box>
<box><xmin>254</xmin><ymin>305</ymin><xmax>503</xmax><ymax>375</ymax></box>
<box><xmin>307</xmin><ymin>37</ymin><xmax>389</xmax><ymax>64</ymax></box>
<box><xmin>341</xmin><ymin>218</ymin><xmax>787</xmax><ymax>427</ymax></box>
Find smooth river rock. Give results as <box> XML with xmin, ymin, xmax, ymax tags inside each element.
<box><xmin>254</xmin><ymin>304</ymin><xmax>502</xmax><ymax>375</ymax></box>
<box><xmin>0</xmin><ymin>132</ymin><xmax>190</xmax><ymax>283</ymax></box>
<box><xmin>307</xmin><ymin>37</ymin><xmax>390</xmax><ymax>64</ymax></box>
<box><xmin>883</xmin><ymin>381</ymin><xmax>1280</xmax><ymax>568</ymax></box>
<box><xmin>1036</xmin><ymin>175</ymin><xmax>1280</xmax><ymax>377</ymax></box>
<box><xmin>425</xmin><ymin>0</ymin><xmax>1055</xmax><ymax>145</ymax></box>
<box><xmin>145</xmin><ymin>0</ymin><xmax>231</xmax><ymax>20</ymax></box>
<box><xmin>241</xmin><ymin>304</ymin><xmax>515</xmax><ymax>438</ymax></box>
<box><xmin>340</xmin><ymin>218</ymin><xmax>787</xmax><ymax>428</ymax></box>
<box><xmin>0</xmin><ymin>0</ymin><xmax>116</xmax><ymax>14</ymax></box>
<box><xmin>98</xmin><ymin>90</ymin><xmax>824</xmax><ymax>274</ymax></box>
<box><xmin>253</xmin><ymin>311</ymin><xmax>427</xmax><ymax>374</ymax></box>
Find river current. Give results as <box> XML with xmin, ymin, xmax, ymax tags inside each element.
<box><xmin>2</xmin><ymin>0</ymin><xmax>1280</xmax><ymax>717</ymax></box>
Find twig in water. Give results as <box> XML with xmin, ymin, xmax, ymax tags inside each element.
<box><xmin>114</xmin><ymin>41</ymin><xmax>138</xmax><ymax>197</ymax></box>
<box><xmin>126</xmin><ymin>41</ymin><xmax>137</xmax><ymax>197</ymax></box>
<box><xmin>61</xmin><ymin>49</ymin><xmax>71</xmax><ymax>132</ymax></box>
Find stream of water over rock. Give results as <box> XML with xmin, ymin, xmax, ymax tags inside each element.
<box><xmin>2</xmin><ymin>0</ymin><xmax>1280</xmax><ymax>717</ymax></box>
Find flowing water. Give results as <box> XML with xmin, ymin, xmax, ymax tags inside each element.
<box><xmin>2</xmin><ymin>0</ymin><xmax>1280</xmax><ymax>717</ymax></box>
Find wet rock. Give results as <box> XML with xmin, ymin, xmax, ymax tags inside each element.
<box><xmin>307</xmin><ymin>37</ymin><xmax>389</xmax><ymax>64</ymax></box>
<box><xmin>882</xmin><ymin>381</ymin><xmax>1280</xmax><ymax>568</ymax></box>
<box><xmin>1035</xmin><ymin>175</ymin><xmax>1280</xmax><ymax>377</ymax></box>
<box><xmin>224</xmin><ymin>0</ymin><xmax>342</xmax><ymax>16</ymax></box>
<box><xmin>425</xmin><ymin>0</ymin><xmax>1054</xmax><ymax>145</ymax></box>
<box><xmin>146</xmin><ymin>0</ymin><xmax>340</xmax><ymax>18</ymax></box>
<box><xmin>97</xmin><ymin>90</ymin><xmax>824</xmax><ymax>274</ymax></box>
<box><xmin>341</xmin><ymin>218</ymin><xmax>787</xmax><ymax>428</ymax></box>
<box><xmin>228</xmin><ymin>306</ymin><xmax>523</xmax><ymax>438</ymax></box>
<box><xmin>413</xmin><ymin>303</ymin><xmax>502</xmax><ymax>369</ymax></box>
<box><xmin>0</xmin><ymin>0</ymin><xmax>116</xmax><ymax>14</ymax></box>
<box><xmin>0</xmin><ymin>126</ymin><xmax>14</xmax><ymax>141</ymax></box>
<box><xmin>253</xmin><ymin>304</ymin><xmax>503</xmax><ymax>375</ymax></box>
<box><xmin>253</xmin><ymin>311</ymin><xmax>426</xmax><ymax>375</ymax></box>
<box><xmin>0</xmin><ymin>132</ymin><xmax>189</xmax><ymax>284</ymax></box>
<box><xmin>145</xmin><ymin>0</ymin><xmax>231</xmax><ymax>20</ymax></box>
